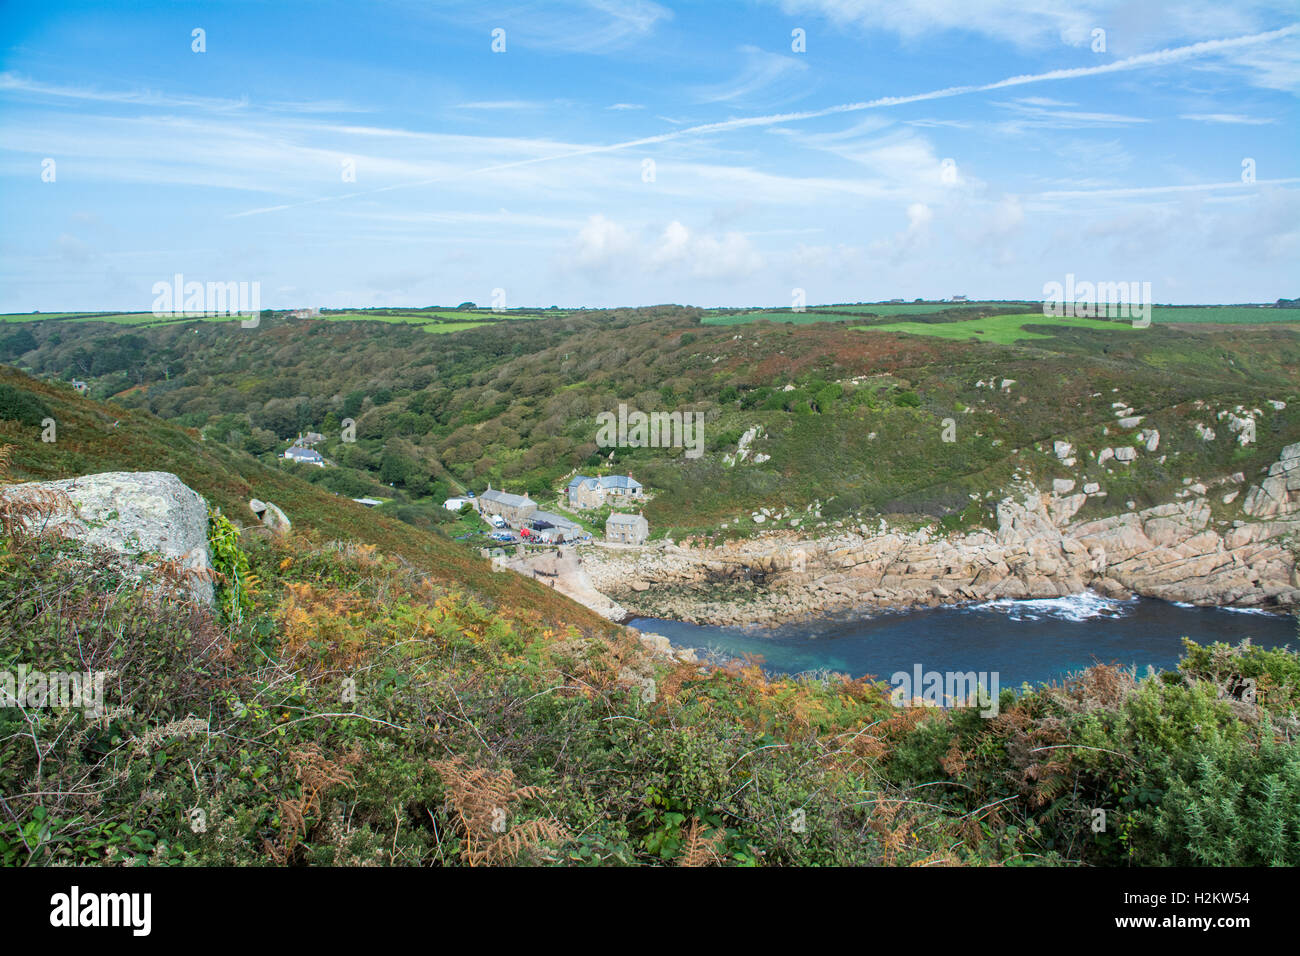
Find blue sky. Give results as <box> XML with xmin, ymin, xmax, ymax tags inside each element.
<box><xmin>1</xmin><ymin>0</ymin><xmax>1297</xmax><ymax>311</ymax></box>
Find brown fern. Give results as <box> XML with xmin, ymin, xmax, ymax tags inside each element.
<box><xmin>431</xmin><ymin>756</ymin><xmax>566</xmax><ymax>866</ymax></box>
<box><xmin>0</xmin><ymin>486</ymin><xmax>75</xmax><ymax>540</ymax></box>
<box><xmin>264</xmin><ymin>745</ymin><xmax>359</xmax><ymax>864</ymax></box>
<box><xmin>678</xmin><ymin>818</ymin><xmax>724</xmax><ymax>867</ymax></box>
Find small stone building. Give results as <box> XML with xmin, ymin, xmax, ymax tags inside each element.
<box><xmin>477</xmin><ymin>486</ymin><xmax>537</xmax><ymax>527</ymax></box>
<box><xmin>605</xmin><ymin>512</ymin><xmax>649</xmax><ymax>545</ymax></box>
<box><xmin>529</xmin><ymin>510</ymin><xmax>584</xmax><ymax>544</ymax></box>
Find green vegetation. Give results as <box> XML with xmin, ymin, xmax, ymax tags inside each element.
<box><xmin>1</xmin><ymin>322</ymin><xmax>1298</xmax><ymax>867</ymax></box>
<box><xmin>208</xmin><ymin>507</ymin><xmax>256</xmax><ymax>624</ymax></box>
<box><xmin>706</xmin><ymin>303</ymin><xmax>1300</xmax><ymax>327</ymax></box>
<box><xmin>0</xmin><ymin>382</ymin><xmax>51</xmax><ymax>426</ymax></box>
<box><xmin>855</xmin><ymin>312</ymin><xmax>1143</xmax><ymax>343</ymax></box>
<box><xmin>0</xmin><ymin>365</ymin><xmax>613</xmax><ymax>636</ymax></box>
<box><xmin>3</xmin><ymin>298</ymin><xmax>1298</xmax><ymax>544</ymax></box>
<box><xmin>1</xmin><ymin>499</ymin><xmax>1295</xmax><ymax>866</ymax></box>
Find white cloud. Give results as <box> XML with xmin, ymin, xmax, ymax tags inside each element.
<box><xmin>693</xmin><ymin>46</ymin><xmax>809</xmax><ymax>104</ymax></box>
<box><xmin>770</xmin><ymin>1</ymin><xmax>1296</xmax><ymax>53</ymax></box>
<box><xmin>425</xmin><ymin>0</ymin><xmax>673</xmax><ymax>54</ymax></box>
<box><xmin>572</xmin><ymin>214</ymin><xmax>637</xmax><ymax>270</ymax></box>
<box><xmin>1179</xmin><ymin>112</ymin><xmax>1276</xmax><ymax>124</ymax></box>
<box><xmin>455</xmin><ymin>100</ymin><xmax>550</xmax><ymax>110</ymax></box>
<box><xmin>995</xmin><ymin>100</ymin><xmax>1150</xmax><ymax>129</ymax></box>
<box><xmin>565</xmin><ymin>216</ymin><xmax>763</xmax><ymax>280</ymax></box>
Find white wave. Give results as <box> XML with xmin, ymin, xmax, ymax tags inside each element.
<box><xmin>1221</xmin><ymin>605</ymin><xmax>1284</xmax><ymax>617</ymax></box>
<box><xmin>970</xmin><ymin>590</ymin><xmax>1130</xmax><ymax>623</ymax></box>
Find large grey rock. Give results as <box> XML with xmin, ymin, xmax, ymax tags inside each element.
<box><xmin>1</xmin><ymin>471</ymin><xmax>213</xmax><ymax>605</ymax></box>
<box><xmin>249</xmin><ymin>498</ymin><xmax>291</xmax><ymax>533</ymax></box>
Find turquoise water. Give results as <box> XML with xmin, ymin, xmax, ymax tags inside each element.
<box><xmin>632</xmin><ymin>593</ymin><xmax>1297</xmax><ymax>689</ymax></box>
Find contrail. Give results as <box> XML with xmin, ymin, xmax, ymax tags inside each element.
<box><xmin>230</xmin><ymin>24</ymin><xmax>1299</xmax><ymax>218</ymax></box>
<box><xmin>1033</xmin><ymin>177</ymin><xmax>1300</xmax><ymax>200</ymax></box>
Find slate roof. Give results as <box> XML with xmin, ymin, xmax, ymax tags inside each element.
<box><xmin>531</xmin><ymin>510</ymin><xmax>580</xmax><ymax>529</ymax></box>
<box><xmin>480</xmin><ymin>488</ymin><xmax>534</xmax><ymax>509</ymax></box>
<box><xmin>569</xmin><ymin>474</ymin><xmax>642</xmax><ymax>491</ymax></box>
<box><xmin>606</xmin><ymin>513</ymin><xmax>646</xmax><ymax>526</ymax></box>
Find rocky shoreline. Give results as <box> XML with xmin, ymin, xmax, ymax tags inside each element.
<box><xmin>578</xmin><ymin>443</ymin><xmax>1300</xmax><ymax>628</ymax></box>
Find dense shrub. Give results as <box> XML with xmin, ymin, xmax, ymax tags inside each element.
<box><xmin>2</xmin><ymin>510</ymin><xmax>1294</xmax><ymax>867</ymax></box>
<box><xmin>0</xmin><ymin>383</ymin><xmax>50</xmax><ymax>426</ymax></box>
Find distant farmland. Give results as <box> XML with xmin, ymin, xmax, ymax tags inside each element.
<box><xmin>704</xmin><ymin>303</ymin><xmax>1299</xmax><ymax>327</ymax></box>
<box><xmin>853</xmin><ymin>312</ymin><xmax>1143</xmax><ymax>344</ymax></box>
<box><xmin>0</xmin><ymin>307</ymin><xmax>567</xmax><ymax>332</ymax></box>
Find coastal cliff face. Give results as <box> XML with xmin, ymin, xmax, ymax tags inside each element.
<box><xmin>583</xmin><ymin>443</ymin><xmax>1300</xmax><ymax>626</ymax></box>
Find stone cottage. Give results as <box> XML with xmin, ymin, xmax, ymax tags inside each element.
<box><xmin>477</xmin><ymin>485</ymin><xmax>537</xmax><ymax>527</ymax></box>
<box><xmin>605</xmin><ymin>512</ymin><xmax>649</xmax><ymax>545</ymax></box>
<box><xmin>567</xmin><ymin>474</ymin><xmax>644</xmax><ymax>510</ymax></box>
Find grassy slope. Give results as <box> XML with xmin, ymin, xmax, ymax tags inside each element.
<box><xmin>0</xmin><ymin>364</ymin><xmax>616</xmax><ymax>636</ymax></box>
<box><xmin>855</xmin><ymin>312</ymin><xmax>1145</xmax><ymax>343</ymax></box>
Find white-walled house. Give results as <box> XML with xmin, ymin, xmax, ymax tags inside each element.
<box><xmin>284</xmin><ymin>446</ymin><xmax>326</xmax><ymax>467</ymax></box>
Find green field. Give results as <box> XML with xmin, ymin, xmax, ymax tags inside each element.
<box><xmin>854</xmin><ymin>312</ymin><xmax>1147</xmax><ymax>343</ymax></box>
<box><xmin>815</xmin><ymin>301</ymin><xmax>1019</xmax><ymax>315</ymax></box>
<box><xmin>1147</xmin><ymin>306</ymin><xmax>1300</xmax><ymax>324</ymax></box>
<box><xmin>0</xmin><ymin>312</ymin><xmax>81</xmax><ymax>322</ymax></box>
<box><xmin>0</xmin><ymin>307</ymin><xmax>564</xmax><ymax>334</ymax></box>
<box><xmin>705</xmin><ymin>303</ymin><xmax>1036</xmax><ymax>325</ymax></box>
<box><xmin>706</xmin><ymin>303</ymin><xmax>1300</xmax><ymax>328</ymax></box>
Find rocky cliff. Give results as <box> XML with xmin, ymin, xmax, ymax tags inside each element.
<box><xmin>584</xmin><ymin>443</ymin><xmax>1300</xmax><ymax>626</ymax></box>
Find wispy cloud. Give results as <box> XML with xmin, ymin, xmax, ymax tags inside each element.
<box><xmin>228</xmin><ymin>25</ymin><xmax>1299</xmax><ymax>218</ymax></box>
<box><xmin>424</xmin><ymin>0</ymin><xmax>673</xmax><ymax>54</ymax></box>
<box><xmin>1034</xmin><ymin>177</ymin><xmax>1300</xmax><ymax>200</ymax></box>
<box><xmin>1180</xmin><ymin>112</ymin><xmax>1276</xmax><ymax>123</ymax></box>
<box><xmin>693</xmin><ymin>46</ymin><xmax>809</xmax><ymax>104</ymax></box>
<box><xmin>0</xmin><ymin>72</ymin><xmax>372</xmax><ymax>115</ymax></box>
<box><xmin>995</xmin><ymin>99</ymin><xmax>1149</xmax><ymax>129</ymax></box>
<box><xmin>455</xmin><ymin>100</ymin><xmax>550</xmax><ymax>110</ymax></box>
<box><xmin>0</xmin><ymin>72</ymin><xmax>249</xmax><ymax>111</ymax></box>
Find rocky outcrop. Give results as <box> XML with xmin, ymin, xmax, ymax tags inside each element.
<box><xmin>1242</xmin><ymin>441</ymin><xmax>1300</xmax><ymax>519</ymax></box>
<box><xmin>0</xmin><ymin>471</ymin><xmax>214</xmax><ymax>605</ymax></box>
<box><xmin>582</xmin><ymin>448</ymin><xmax>1300</xmax><ymax>626</ymax></box>
<box><xmin>249</xmin><ymin>498</ymin><xmax>291</xmax><ymax>533</ymax></box>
